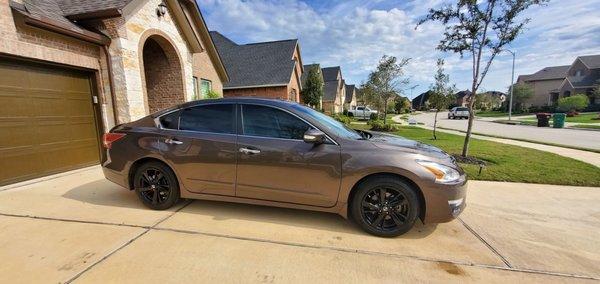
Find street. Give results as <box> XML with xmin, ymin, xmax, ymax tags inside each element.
<box><xmin>413</xmin><ymin>112</ymin><xmax>600</xmax><ymax>151</ymax></box>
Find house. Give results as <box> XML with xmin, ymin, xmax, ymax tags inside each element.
<box><xmin>344</xmin><ymin>84</ymin><xmax>357</xmax><ymax>110</ymax></box>
<box><xmin>0</xmin><ymin>0</ymin><xmax>228</xmax><ymax>185</ymax></box>
<box><xmin>477</xmin><ymin>91</ymin><xmax>506</xmax><ymax>110</ymax></box>
<box><xmin>300</xmin><ymin>63</ymin><xmax>324</xmax><ymax>108</ymax></box>
<box><xmin>412</xmin><ymin>91</ymin><xmax>433</xmax><ymax>110</ymax></box>
<box><xmin>517</xmin><ymin>55</ymin><xmax>600</xmax><ymax>108</ymax></box>
<box><xmin>517</xmin><ymin>65</ymin><xmax>570</xmax><ymax>107</ymax></box>
<box><xmin>321</xmin><ymin>66</ymin><xmax>345</xmax><ymax>114</ymax></box>
<box><xmin>210</xmin><ymin>31</ymin><xmax>303</xmax><ymax>102</ymax></box>
<box><xmin>455</xmin><ymin>90</ymin><xmax>473</xmax><ymax>107</ymax></box>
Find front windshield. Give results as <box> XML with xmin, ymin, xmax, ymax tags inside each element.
<box><xmin>291</xmin><ymin>104</ymin><xmax>363</xmax><ymax>140</ymax></box>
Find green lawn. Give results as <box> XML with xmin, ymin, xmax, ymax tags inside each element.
<box><xmin>572</xmin><ymin>124</ymin><xmax>600</xmax><ymax>130</ymax></box>
<box><xmin>565</xmin><ymin>113</ymin><xmax>600</xmax><ymax>123</ymax></box>
<box><xmin>353</xmin><ymin>125</ymin><xmax>600</xmax><ymax>187</ymax></box>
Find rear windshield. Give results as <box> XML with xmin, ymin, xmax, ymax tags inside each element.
<box><xmin>457</xmin><ymin>107</ymin><xmax>469</xmax><ymax>111</ymax></box>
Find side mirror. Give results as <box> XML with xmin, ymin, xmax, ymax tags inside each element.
<box><xmin>303</xmin><ymin>129</ymin><xmax>326</xmax><ymax>144</ymax></box>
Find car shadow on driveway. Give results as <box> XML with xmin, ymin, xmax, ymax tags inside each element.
<box><xmin>62</xmin><ymin>180</ymin><xmax>438</xmax><ymax>239</ymax></box>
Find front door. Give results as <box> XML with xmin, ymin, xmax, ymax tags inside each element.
<box><xmin>158</xmin><ymin>103</ymin><xmax>237</xmax><ymax>196</ymax></box>
<box><xmin>236</xmin><ymin>104</ymin><xmax>341</xmax><ymax>207</ymax></box>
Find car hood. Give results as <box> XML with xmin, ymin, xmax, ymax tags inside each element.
<box><xmin>368</xmin><ymin>132</ymin><xmax>453</xmax><ymax>162</ymax></box>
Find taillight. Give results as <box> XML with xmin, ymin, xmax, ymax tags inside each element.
<box><xmin>102</xmin><ymin>133</ymin><xmax>126</xmax><ymax>149</ymax></box>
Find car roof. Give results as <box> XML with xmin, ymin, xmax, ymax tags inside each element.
<box><xmin>151</xmin><ymin>97</ymin><xmax>298</xmax><ymax>118</ymax></box>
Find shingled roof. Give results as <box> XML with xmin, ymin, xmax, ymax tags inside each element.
<box><xmin>59</xmin><ymin>0</ymin><xmax>132</xmax><ymax>17</ymax></box>
<box><xmin>578</xmin><ymin>55</ymin><xmax>600</xmax><ymax>69</ymax></box>
<box><xmin>322</xmin><ymin>66</ymin><xmax>341</xmax><ymax>82</ymax></box>
<box><xmin>323</xmin><ymin>81</ymin><xmax>339</xmax><ymax>101</ymax></box>
<box><xmin>210</xmin><ymin>31</ymin><xmax>299</xmax><ymax>89</ymax></box>
<box><xmin>520</xmin><ymin>65</ymin><xmax>570</xmax><ymax>82</ymax></box>
<box><xmin>345</xmin><ymin>84</ymin><xmax>355</xmax><ymax>103</ymax></box>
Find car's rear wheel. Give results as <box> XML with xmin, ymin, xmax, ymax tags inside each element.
<box><xmin>348</xmin><ymin>112</ymin><xmax>354</xmax><ymax>117</ymax></box>
<box><xmin>350</xmin><ymin>177</ymin><xmax>419</xmax><ymax>237</ymax></box>
<box><xmin>133</xmin><ymin>162</ymin><xmax>179</xmax><ymax>210</ymax></box>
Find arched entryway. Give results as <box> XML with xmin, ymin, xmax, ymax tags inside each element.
<box><xmin>142</xmin><ymin>35</ymin><xmax>185</xmax><ymax>113</ymax></box>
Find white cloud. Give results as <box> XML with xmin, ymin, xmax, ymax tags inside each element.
<box><xmin>198</xmin><ymin>0</ymin><xmax>600</xmax><ymax>98</ymax></box>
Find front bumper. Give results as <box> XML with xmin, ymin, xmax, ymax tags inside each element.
<box><xmin>423</xmin><ymin>179</ymin><xmax>468</xmax><ymax>223</ymax></box>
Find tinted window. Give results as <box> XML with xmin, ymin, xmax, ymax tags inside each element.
<box><xmin>357</xmin><ymin>107</ymin><xmax>364</xmax><ymax>110</ymax></box>
<box><xmin>291</xmin><ymin>104</ymin><xmax>362</xmax><ymax>140</ymax></box>
<box><xmin>179</xmin><ymin>104</ymin><xmax>235</xmax><ymax>134</ymax></box>
<box><xmin>457</xmin><ymin>107</ymin><xmax>469</xmax><ymax>111</ymax></box>
<box><xmin>160</xmin><ymin>111</ymin><xmax>180</xmax><ymax>129</ymax></box>
<box><xmin>242</xmin><ymin>105</ymin><xmax>310</xmax><ymax>140</ymax></box>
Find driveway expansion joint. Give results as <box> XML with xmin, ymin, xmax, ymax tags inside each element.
<box><xmin>458</xmin><ymin>217</ymin><xmax>513</xmax><ymax>268</ymax></box>
<box><xmin>62</xmin><ymin>200</ymin><xmax>193</xmax><ymax>284</ymax></box>
<box><xmin>1</xmin><ymin>203</ymin><xmax>598</xmax><ymax>281</ymax></box>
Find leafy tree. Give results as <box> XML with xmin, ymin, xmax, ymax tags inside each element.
<box><xmin>206</xmin><ymin>90</ymin><xmax>221</xmax><ymax>99</ymax></box>
<box><xmin>394</xmin><ymin>96</ymin><xmax>411</xmax><ymax>113</ymax></box>
<box><xmin>558</xmin><ymin>94</ymin><xmax>589</xmax><ymax>113</ymax></box>
<box><xmin>508</xmin><ymin>83</ymin><xmax>533</xmax><ymax>111</ymax></box>
<box><xmin>365</xmin><ymin>55</ymin><xmax>411</xmax><ymax>123</ymax></box>
<box><xmin>301</xmin><ymin>65</ymin><xmax>324</xmax><ymax>108</ymax></box>
<box><xmin>429</xmin><ymin>59</ymin><xmax>456</xmax><ymax>140</ymax></box>
<box><xmin>418</xmin><ymin>0</ymin><xmax>547</xmax><ymax>157</ymax></box>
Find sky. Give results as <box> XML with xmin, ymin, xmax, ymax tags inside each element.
<box><xmin>197</xmin><ymin>0</ymin><xmax>600</xmax><ymax>99</ymax></box>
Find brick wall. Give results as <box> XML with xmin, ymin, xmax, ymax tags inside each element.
<box><xmin>143</xmin><ymin>37</ymin><xmax>185</xmax><ymax>113</ymax></box>
<box><xmin>223</xmin><ymin>86</ymin><xmax>288</xmax><ymax>100</ymax></box>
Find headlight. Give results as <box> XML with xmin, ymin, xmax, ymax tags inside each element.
<box><xmin>416</xmin><ymin>160</ymin><xmax>463</xmax><ymax>184</ymax></box>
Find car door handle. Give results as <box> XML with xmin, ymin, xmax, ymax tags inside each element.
<box><xmin>239</xmin><ymin>147</ymin><xmax>261</xmax><ymax>155</ymax></box>
<box><xmin>165</xmin><ymin>138</ymin><xmax>183</xmax><ymax>145</ymax></box>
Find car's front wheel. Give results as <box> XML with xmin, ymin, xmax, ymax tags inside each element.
<box><xmin>350</xmin><ymin>177</ymin><xmax>419</xmax><ymax>237</ymax></box>
<box><xmin>133</xmin><ymin>161</ymin><xmax>180</xmax><ymax>210</ymax></box>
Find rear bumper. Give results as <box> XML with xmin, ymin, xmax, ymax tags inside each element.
<box><xmin>102</xmin><ymin>166</ymin><xmax>129</xmax><ymax>189</ymax></box>
<box><xmin>423</xmin><ymin>179</ymin><xmax>468</xmax><ymax>223</ymax></box>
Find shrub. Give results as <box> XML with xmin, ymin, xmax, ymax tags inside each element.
<box><xmin>369</xmin><ymin>112</ymin><xmax>379</xmax><ymax>120</ymax></box>
<box><xmin>368</xmin><ymin>120</ymin><xmax>399</xmax><ymax>132</ymax></box>
<box><xmin>333</xmin><ymin>114</ymin><xmax>354</xmax><ymax>125</ymax></box>
<box><xmin>342</xmin><ymin>108</ymin><xmax>348</xmax><ymax>116</ymax></box>
<box><xmin>558</xmin><ymin>94</ymin><xmax>589</xmax><ymax>113</ymax></box>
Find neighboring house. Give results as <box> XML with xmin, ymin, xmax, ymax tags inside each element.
<box><xmin>300</xmin><ymin>63</ymin><xmax>324</xmax><ymax>108</ymax></box>
<box><xmin>477</xmin><ymin>91</ymin><xmax>506</xmax><ymax>109</ymax></box>
<box><xmin>0</xmin><ymin>0</ymin><xmax>228</xmax><ymax>186</ymax></box>
<box><xmin>321</xmin><ymin>66</ymin><xmax>345</xmax><ymax>114</ymax></box>
<box><xmin>455</xmin><ymin>90</ymin><xmax>473</xmax><ymax>107</ymax></box>
<box><xmin>517</xmin><ymin>55</ymin><xmax>600</xmax><ymax>107</ymax></box>
<box><xmin>210</xmin><ymin>31</ymin><xmax>304</xmax><ymax>102</ymax></box>
<box><xmin>344</xmin><ymin>84</ymin><xmax>357</xmax><ymax>110</ymax></box>
<box><xmin>517</xmin><ymin>65</ymin><xmax>570</xmax><ymax>107</ymax></box>
<box><xmin>412</xmin><ymin>91</ymin><xmax>433</xmax><ymax>110</ymax></box>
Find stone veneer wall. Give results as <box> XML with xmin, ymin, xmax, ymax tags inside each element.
<box><xmin>223</xmin><ymin>86</ymin><xmax>289</xmax><ymax>100</ymax></box>
<box><xmin>98</xmin><ymin>0</ymin><xmax>195</xmax><ymax>122</ymax></box>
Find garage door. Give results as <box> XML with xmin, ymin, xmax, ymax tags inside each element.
<box><xmin>0</xmin><ymin>58</ymin><xmax>101</xmax><ymax>186</ymax></box>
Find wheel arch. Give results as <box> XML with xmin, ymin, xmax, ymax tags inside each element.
<box><xmin>347</xmin><ymin>172</ymin><xmax>426</xmax><ymax>222</ymax></box>
<box><xmin>127</xmin><ymin>157</ymin><xmax>177</xmax><ymax>190</ymax></box>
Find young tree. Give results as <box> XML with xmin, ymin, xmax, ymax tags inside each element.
<box><xmin>366</xmin><ymin>55</ymin><xmax>411</xmax><ymax>123</ymax></box>
<box><xmin>429</xmin><ymin>59</ymin><xmax>456</xmax><ymax>140</ymax></box>
<box><xmin>300</xmin><ymin>65</ymin><xmax>324</xmax><ymax>108</ymax></box>
<box><xmin>508</xmin><ymin>83</ymin><xmax>533</xmax><ymax>111</ymax></box>
<box><xmin>418</xmin><ymin>0</ymin><xmax>547</xmax><ymax>157</ymax></box>
<box><xmin>394</xmin><ymin>96</ymin><xmax>411</xmax><ymax>113</ymax></box>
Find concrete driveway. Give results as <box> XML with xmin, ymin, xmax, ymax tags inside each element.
<box><xmin>0</xmin><ymin>166</ymin><xmax>599</xmax><ymax>283</ymax></box>
<box><xmin>413</xmin><ymin>112</ymin><xmax>600</xmax><ymax>151</ymax></box>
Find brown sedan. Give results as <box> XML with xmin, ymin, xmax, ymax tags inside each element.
<box><xmin>102</xmin><ymin>98</ymin><xmax>467</xmax><ymax>237</ymax></box>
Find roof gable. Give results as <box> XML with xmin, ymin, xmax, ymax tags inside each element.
<box><xmin>322</xmin><ymin>66</ymin><xmax>341</xmax><ymax>82</ymax></box>
<box><xmin>577</xmin><ymin>55</ymin><xmax>600</xmax><ymax>69</ymax></box>
<box><xmin>210</xmin><ymin>31</ymin><xmax>299</xmax><ymax>89</ymax></box>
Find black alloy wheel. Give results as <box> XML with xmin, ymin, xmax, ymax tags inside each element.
<box><xmin>134</xmin><ymin>162</ymin><xmax>179</xmax><ymax>210</ymax></box>
<box><xmin>351</xmin><ymin>177</ymin><xmax>419</xmax><ymax>237</ymax></box>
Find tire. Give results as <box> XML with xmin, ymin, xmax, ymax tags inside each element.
<box><xmin>350</xmin><ymin>176</ymin><xmax>419</xmax><ymax>237</ymax></box>
<box><xmin>348</xmin><ymin>112</ymin><xmax>354</xmax><ymax>117</ymax></box>
<box><xmin>133</xmin><ymin>161</ymin><xmax>180</xmax><ymax>210</ymax></box>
